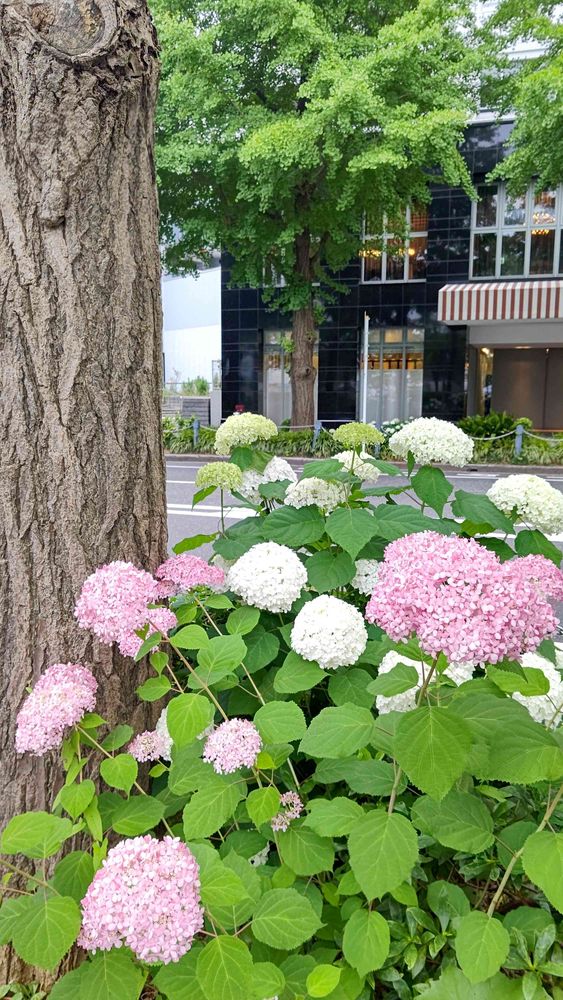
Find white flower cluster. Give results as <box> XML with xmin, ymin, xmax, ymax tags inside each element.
<box><xmin>228</xmin><ymin>542</ymin><xmax>307</xmax><ymax>612</ymax></box>
<box><xmin>374</xmin><ymin>651</ymin><xmax>474</xmax><ymax>715</ymax></box>
<box><xmin>155</xmin><ymin>706</ymin><xmax>173</xmax><ymax>761</ymax></box>
<box><xmin>388</xmin><ymin>417</ymin><xmax>474</xmax><ymax>468</ymax></box>
<box><xmin>487</xmin><ymin>474</ymin><xmax>563</xmax><ymax>535</ymax></box>
<box><xmin>291</xmin><ymin>595</ymin><xmax>368</xmax><ymax>670</ymax></box>
<box><xmin>214</xmin><ymin>412</ymin><xmax>278</xmax><ymax>455</ymax></box>
<box><xmin>334</xmin><ymin>451</ymin><xmax>380</xmax><ymax>482</ymax></box>
<box><xmin>239</xmin><ymin>457</ymin><xmax>298</xmax><ymax>504</ymax></box>
<box><xmin>351</xmin><ymin>559</ymin><xmax>380</xmax><ymax>596</ymax></box>
<box><xmin>513</xmin><ymin>651</ymin><xmax>563</xmax><ymax>727</ymax></box>
<box><xmin>285</xmin><ymin>476</ymin><xmax>346</xmax><ymax>514</ymax></box>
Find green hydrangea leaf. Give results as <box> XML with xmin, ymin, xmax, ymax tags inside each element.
<box><xmin>411</xmin><ymin>790</ymin><xmax>494</xmax><ymax>853</ymax></box>
<box><xmin>111</xmin><ymin>794</ymin><xmax>165</xmax><ymax>836</ymax></box>
<box><xmin>58</xmin><ymin>779</ymin><xmax>96</xmax><ymax>820</ymax></box>
<box><xmin>254</xmin><ymin>700</ymin><xmax>307</xmax><ymax>743</ymax></box>
<box><xmin>325</xmin><ymin>507</ymin><xmax>379</xmax><ymax>560</ymax></box>
<box><xmin>167</xmin><ymin>694</ymin><xmax>215</xmax><ymax>748</ymax></box>
<box><xmin>53</xmin><ymin>851</ymin><xmax>95</xmax><ymax>902</ymax></box>
<box><xmin>277</xmin><ymin>824</ymin><xmax>335</xmax><ymax>876</ymax></box>
<box><xmin>274</xmin><ymin>652</ymin><xmax>325</xmax><ymax>693</ymax></box>
<box><xmin>522</xmin><ymin>830</ymin><xmax>563</xmax><ymax>913</ymax></box>
<box><xmin>342</xmin><ymin>908</ymin><xmax>390</xmax><ymax>976</ymax></box>
<box><xmin>306</xmin><ymin>965</ymin><xmax>341</xmax><ymax>998</ymax></box>
<box><xmin>454</xmin><ymin>911</ymin><xmax>510</xmax><ymax>984</ymax></box>
<box><xmin>252</xmin><ymin>888</ymin><xmax>322</xmax><ymax>949</ymax></box>
<box><xmin>1</xmin><ymin>811</ymin><xmax>73</xmax><ymax>859</ymax></box>
<box><xmin>183</xmin><ymin>775</ymin><xmax>245</xmax><ymax>839</ymax></box>
<box><xmin>246</xmin><ymin>787</ymin><xmax>281</xmax><ymax>827</ymax></box>
<box><xmin>11</xmin><ymin>895</ymin><xmax>81</xmax><ymax>971</ymax></box>
<box><xmin>99</xmin><ymin>753</ymin><xmax>138</xmax><ymax>794</ymax></box>
<box><xmin>262</xmin><ymin>505</ymin><xmax>326</xmax><ymax>547</ymax></box>
<box><xmin>306</xmin><ymin>549</ymin><xmax>355</xmax><ymax>592</ymax></box>
<box><xmin>196</xmin><ymin>935</ymin><xmax>253</xmax><ymax>1000</ymax></box>
<box><xmin>394</xmin><ymin>707</ymin><xmax>472</xmax><ymax>800</ymax></box>
<box><xmin>303</xmin><ymin>797</ymin><xmax>364</xmax><ymax>836</ymax></box>
<box><xmin>348</xmin><ymin>810</ymin><xmax>419</xmax><ymax>900</ymax></box>
<box><xmin>411</xmin><ymin>466</ymin><xmax>452</xmax><ymax>516</ymax></box>
<box><xmin>153</xmin><ymin>945</ymin><xmax>205</xmax><ymax>1000</ymax></box>
<box><xmin>79</xmin><ymin>950</ymin><xmax>145</xmax><ymax>1000</ymax></box>
<box><xmin>299</xmin><ymin>704</ymin><xmax>375</xmax><ymax>759</ymax></box>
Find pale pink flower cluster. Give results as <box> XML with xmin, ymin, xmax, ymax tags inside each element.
<box><xmin>365</xmin><ymin>532</ymin><xmax>563</xmax><ymax>666</ymax></box>
<box><xmin>156</xmin><ymin>553</ymin><xmax>225</xmax><ymax>596</ymax></box>
<box><xmin>271</xmin><ymin>791</ymin><xmax>303</xmax><ymax>832</ymax></box>
<box><xmin>16</xmin><ymin>663</ymin><xmax>97</xmax><ymax>756</ymax></box>
<box><xmin>202</xmin><ymin>718</ymin><xmax>262</xmax><ymax>774</ymax></box>
<box><xmin>75</xmin><ymin>561</ymin><xmax>159</xmax><ymax>644</ymax></box>
<box><xmin>78</xmin><ymin>836</ymin><xmax>203</xmax><ymax>964</ymax></box>
<box><xmin>118</xmin><ymin>607</ymin><xmax>178</xmax><ymax>659</ymax></box>
<box><xmin>128</xmin><ymin>729</ymin><xmax>171</xmax><ymax>762</ymax></box>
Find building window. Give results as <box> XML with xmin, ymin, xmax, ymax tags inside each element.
<box><xmin>361</xmin><ymin>206</ymin><xmax>428</xmax><ymax>282</ymax></box>
<box><xmin>471</xmin><ymin>182</ymin><xmax>563</xmax><ymax>278</ymax></box>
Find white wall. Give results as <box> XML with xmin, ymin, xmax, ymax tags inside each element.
<box><xmin>161</xmin><ymin>268</ymin><xmax>221</xmax><ymax>384</ymax></box>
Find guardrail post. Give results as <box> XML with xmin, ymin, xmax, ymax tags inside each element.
<box><xmin>193</xmin><ymin>418</ymin><xmax>200</xmax><ymax>447</ymax></box>
<box><xmin>514</xmin><ymin>423</ymin><xmax>523</xmax><ymax>458</ymax></box>
<box><xmin>312</xmin><ymin>420</ymin><xmax>322</xmax><ymax>448</ymax></box>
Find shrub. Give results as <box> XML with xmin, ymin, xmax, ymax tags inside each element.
<box><xmin>4</xmin><ymin>415</ymin><xmax>563</xmax><ymax>996</ymax></box>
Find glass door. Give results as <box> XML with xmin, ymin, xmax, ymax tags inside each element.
<box><xmin>358</xmin><ymin>326</ymin><xmax>424</xmax><ymax>425</ymax></box>
<box><xmin>264</xmin><ymin>331</ymin><xmax>319</xmax><ymax>425</ymax></box>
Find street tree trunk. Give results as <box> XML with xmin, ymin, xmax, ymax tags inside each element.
<box><xmin>0</xmin><ymin>0</ymin><xmax>166</xmax><ymax>982</ymax></box>
<box><xmin>290</xmin><ymin>232</ymin><xmax>317</xmax><ymax>428</ymax></box>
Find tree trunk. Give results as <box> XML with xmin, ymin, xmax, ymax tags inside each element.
<box><xmin>0</xmin><ymin>0</ymin><xmax>166</xmax><ymax>983</ymax></box>
<box><xmin>290</xmin><ymin>233</ymin><xmax>317</xmax><ymax>428</ymax></box>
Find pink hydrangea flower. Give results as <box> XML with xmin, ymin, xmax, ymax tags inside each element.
<box><xmin>118</xmin><ymin>607</ymin><xmax>178</xmax><ymax>658</ymax></box>
<box><xmin>155</xmin><ymin>553</ymin><xmax>225</xmax><ymax>596</ymax></box>
<box><xmin>128</xmin><ymin>730</ymin><xmax>170</xmax><ymax>762</ymax></box>
<box><xmin>16</xmin><ymin>663</ymin><xmax>97</xmax><ymax>756</ymax></box>
<box><xmin>202</xmin><ymin>718</ymin><xmax>262</xmax><ymax>774</ymax></box>
<box><xmin>78</xmin><ymin>836</ymin><xmax>203</xmax><ymax>964</ymax></box>
<box><xmin>75</xmin><ymin>561</ymin><xmax>159</xmax><ymax>645</ymax></box>
<box><xmin>272</xmin><ymin>791</ymin><xmax>304</xmax><ymax>833</ymax></box>
<box><xmin>365</xmin><ymin>531</ymin><xmax>563</xmax><ymax>666</ymax></box>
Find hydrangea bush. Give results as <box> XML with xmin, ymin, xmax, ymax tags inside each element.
<box><xmin>2</xmin><ymin>414</ymin><xmax>563</xmax><ymax>999</ymax></box>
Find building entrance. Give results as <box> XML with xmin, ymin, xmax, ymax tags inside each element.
<box><xmin>357</xmin><ymin>326</ymin><xmax>425</xmax><ymax>425</ymax></box>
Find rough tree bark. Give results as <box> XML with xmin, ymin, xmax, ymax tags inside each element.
<box><xmin>0</xmin><ymin>0</ymin><xmax>166</xmax><ymax>982</ymax></box>
<box><xmin>290</xmin><ymin>231</ymin><xmax>317</xmax><ymax>428</ymax></box>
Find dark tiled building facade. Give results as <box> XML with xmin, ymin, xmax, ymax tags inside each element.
<box><xmin>221</xmin><ymin>121</ymin><xmax>563</xmax><ymax>428</ymax></box>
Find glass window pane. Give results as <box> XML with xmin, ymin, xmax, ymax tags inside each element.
<box><xmin>472</xmin><ymin>232</ymin><xmax>497</xmax><ymax>276</ymax></box>
<box><xmin>532</xmin><ymin>190</ymin><xmax>557</xmax><ymax>228</ymax></box>
<box><xmin>476</xmin><ymin>184</ymin><xmax>498</xmax><ymax>227</ymax></box>
<box><xmin>500</xmin><ymin>231</ymin><xmax>525</xmax><ymax>276</ymax></box>
<box><xmin>386</xmin><ymin>241</ymin><xmax>405</xmax><ymax>280</ymax></box>
<box><xmin>559</xmin><ymin>238</ymin><xmax>563</xmax><ymax>275</ymax></box>
<box><xmin>530</xmin><ymin>229</ymin><xmax>556</xmax><ymax>274</ymax></box>
<box><xmin>384</xmin><ymin>328</ymin><xmax>403</xmax><ymax>344</ymax></box>
<box><xmin>362</xmin><ymin>251</ymin><xmax>382</xmax><ymax>281</ymax></box>
<box><xmin>504</xmin><ymin>193</ymin><xmax>526</xmax><ymax>226</ymax></box>
<box><xmin>408</xmin><ymin>236</ymin><xmax>427</xmax><ymax>279</ymax></box>
<box><xmin>407</xmin><ymin>327</ymin><xmax>425</xmax><ymax>343</ymax></box>
<box><xmin>410</xmin><ymin>205</ymin><xmax>429</xmax><ymax>232</ymax></box>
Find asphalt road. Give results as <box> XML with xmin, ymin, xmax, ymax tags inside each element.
<box><xmin>166</xmin><ymin>455</ymin><xmax>563</xmax><ymax>555</ymax></box>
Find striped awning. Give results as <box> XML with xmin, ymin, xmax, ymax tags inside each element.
<box><xmin>438</xmin><ymin>280</ymin><xmax>563</xmax><ymax>325</ymax></box>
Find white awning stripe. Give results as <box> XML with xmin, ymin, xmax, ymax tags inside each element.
<box><xmin>438</xmin><ymin>280</ymin><xmax>563</xmax><ymax>324</ymax></box>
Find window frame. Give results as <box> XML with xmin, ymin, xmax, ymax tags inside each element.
<box><xmin>470</xmin><ymin>181</ymin><xmax>563</xmax><ymax>279</ymax></box>
<box><xmin>361</xmin><ymin>206</ymin><xmax>428</xmax><ymax>284</ymax></box>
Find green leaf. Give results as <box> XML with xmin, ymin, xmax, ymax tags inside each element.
<box><xmin>183</xmin><ymin>775</ymin><xmax>244</xmax><ymax>838</ymax></box>
<box><xmin>171</xmin><ymin>624</ymin><xmax>210</xmax><ymax>650</ymax></box>
<box><xmin>154</xmin><ymin>946</ymin><xmax>205</xmax><ymax>1000</ymax></box>
<box><xmin>167</xmin><ymin>694</ymin><xmax>215</xmax><ymax>747</ymax></box>
<box><xmin>200</xmin><ymin>862</ymin><xmax>251</xmax><ymax>912</ymax></box>
<box><xmin>411</xmin><ymin>790</ymin><xmax>494</xmax><ymax>853</ymax></box>
<box><xmin>48</xmin><ymin>969</ymin><xmax>84</xmax><ymax>1000</ymax></box>
<box><xmin>79</xmin><ymin>950</ymin><xmax>145</xmax><ymax>1000</ymax></box>
<box><xmin>197</xmin><ymin>634</ymin><xmax>247</xmax><ymax>674</ymax></box>
<box><xmin>112</xmin><ymin>794</ymin><xmax>165</xmax><ymax>835</ymax></box>
<box><xmin>59</xmin><ymin>779</ymin><xmax>96</xmax><ymax>819</ymax></box>
<box><xmin>169</xmin><ymin>749</ymin><xmax>215</xmax><ymax>795</ymax></box>
<box><xmin>394</xmin><ymin>707</ymin><xmax>472</xmax><ymax>800</ymax></box>
<box><xmin>196</xmin><ymin>936</ymin><xmax>253</xmax><ymax>1000</ymax></box>
<box><xmin>487</xmin><ymin>664</ymin><xmax>550</xmax><ymax>696</ymax></box>
<box><xmin>0</xmin><ymin>897</ymin><xmax>29</xmax><ymax>946</ymax></box>
<box><xmin>514</xmin><ymin>528</ymin><xmax>562</xmax><ymax>566</ymax></box>
<box><xmin>427</xmin><ymin>881</ymin><xmax>470</xmax><ymax>931</ymax></box>
<box><xmin>479</xmin><ymin>716</ymin><xmax>563</xmax><ymax>784</ymax></box>
<box><xmin>274</xmin><ymin>651</ymin><xmax>325</xmax><ymax>693</ymax></box>
<box><xmin>11</xmin><ymin>895</ymin><xmax>81</xmax><ymax>970</ymax></box>
<box><xmin>277</xmin><ymin>824</ymin><xmax>335</xmax><ymax>876</ymax></box>
<box><xmin>100</xmin><ymin>753</ymin><xmax>138</xmax><ymax>793</ymax></box>
<box><xmin>244</xmin><ymin>630</ymin><xmax>280</xmax><ymax>673</ymax></box>
<box><xmin>522</xmin><ymin>831</ymin><xmax>563</xmax><ymax>913</ymax></box>
<box><xmin>251</xmin><ymin>962</ymin><xmax>285</xmax><ymax>1000</ymax></box>
<box><xmin>348</xmin><ymin>809</ymin><xmax>419</xmax><ymax>900</ymax></box>
<box><xmin>411</xmin><ymin>466</ymin><xmax>452</xmax><ymax>515</ymax></box>
<box><xmin>421</xmin><ymin>967</ymin><xmax>519</xmax><ymax>999</ymax></box>
<box><xmin>367</xmin><ymin>663</ymin><xmax>419</xmax><ymax>697</ymax></box>
<box><xmin>254</xmin><ymin>700</ymin><xmax>306</xmax><ymax>743</ymax></box>
<box><xmin>314</xmin><ymin>757</ymin><xmax>401</xmax><ymax>796</ymax></box>
<box><xmin>328</xmin><ymin>668</ymin><xmax>373</xmax><ymax>708</ymax></box>
<box><xmin>373</xmin><ymin>506</ymin><xmax>441</xmax><ymax>540</ymax></box>
<box><xmin>1</xmin><ymin>811</ymin><xmax>73</xmax><ymax>859</ymax></box>
<box><xmin>304</xmin><ymin>797</ymin><xmax>364</xmax><ymax>836</ymax></box>
<box><xmin>306</xmin><ymin>965</ymin><xmax>341</xmax><ymax>998</ymax></box>
<box><xmin>262</xmin><ymin>505</ymin><xmax>326</xmax><ymax>547</ymax></box>
<box><xmin>451</xmin><ymin>490</ymin><xmax>514</xmax><ymax>534</ymax></box>
<box><xmin>101</xmin><ymin>725</ymin><xmax>134</xmax><ymax>751</ymax></box>
<box><xmin>325</xmin><ymin>507</ymin><xmax>378</xmax><ymax>559</ymax></box>
<box><xmin>342</xmin><ymin>908</ymin><xmax>390</xmax><ymax>976</ymax></box>
<box><xmin>306</xmin><ymin>548</ymin><xmax>355</xmax><ymax>592</ymax></box>
<box><xmin>136</xmin><ymin>675</ymin><xmax>172</xmax><ymax>701</ymax></box>
<box><xmin>214</xmin><ymin>519</ymin><xmax>265</xmax><ymax>560</ymax></box>
<box><xmin>299</xmin><ymin>458</ymin><xmax>349</xmax><ymax>481</ymax></box>
<box><xmin>496</xmin><ymin>820</ymin><xmax>536</xmax><ymax>874</ymax></box>
<box><xmin>246</xmin><ymin>787</ymin><xmax>281</xmax><ymax>827</ymax></box>
<box><xmin>455</xmin><ymin>911</ymin><xmax>510</xmax><ymax>984</ymax></box>
<box><xmin>251</xmin><ymin>888</ymin><xmax>322</xmax><ymax>949</ymax></box>
<box><xmin>53</xmin><ymin>851</ymin><xmax>95</xmax><ymax>901</ymax></box>
<box><xmin>226</xmin><ymin>606</ymin><xmax>261</xmax><ymax>635</ymax></box>
<box><xmin>174</xmin><ymin>534</ymin><xmax>217</xmax><ymax>554</ymax></box>
<box><xmin>503</xmin><ymin>907</ymin><xmax>555</xmax><ymax>950</ymax></box>
<box><xmin>300</xmin><ymin>704</ymin><xmax>375</xmax><ymax>759</ymax></box>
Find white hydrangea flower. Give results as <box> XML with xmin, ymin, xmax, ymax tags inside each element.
<box><xmin>239</xmin><ymin>457</ymin><xmax>297</xmax><ymax>504</ymax></box>
<box><xmin>291</xmin><ymin>595</ymin><xmax>368</xmax><ymax>670</ymax></box>
<box><xmin>388</xmin><ymin>417</ymin><xmax>474</xmax><ymax>468</ymax></box>
<box><xmin>351</xmin><ymin>559</ymin><xmax>380</xmax><ymax>596</ymax></box>
<box><xmin>513</xmin><ymin>652</ymin><xmax>563</xmax><ymax>727</ymax></box>
<box><xmin>285</xmin><ymin>477</ymin><xmax>346</xmax><ymax>514</ymax></box>
<box><xmin>375</xmin><ymin>651</ymin><xmax>474</xmax><ymax>715</ymax></box>
<box><xmin>155</xmin><ymin>706</ymin><xmax>173</xmax><ymax>761</ymax></box>
<box><xmin>334</xmin><ymin>451</ymin><xmax>380</xmax><ymax>482</ymax></box>
<box><xmin>487</xmin><ymin>474</ymin><xmax>563</xmax><ymax>535</ymax></box>
<box><xmin>214</xmin><ymin>413</ymin><xmax>278</xmax><ymax>455</ymax></box>
<box><xmin>228</xmin><ymin>542</ymin><xmax>307</xmax><ymax>612</ymax></box>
